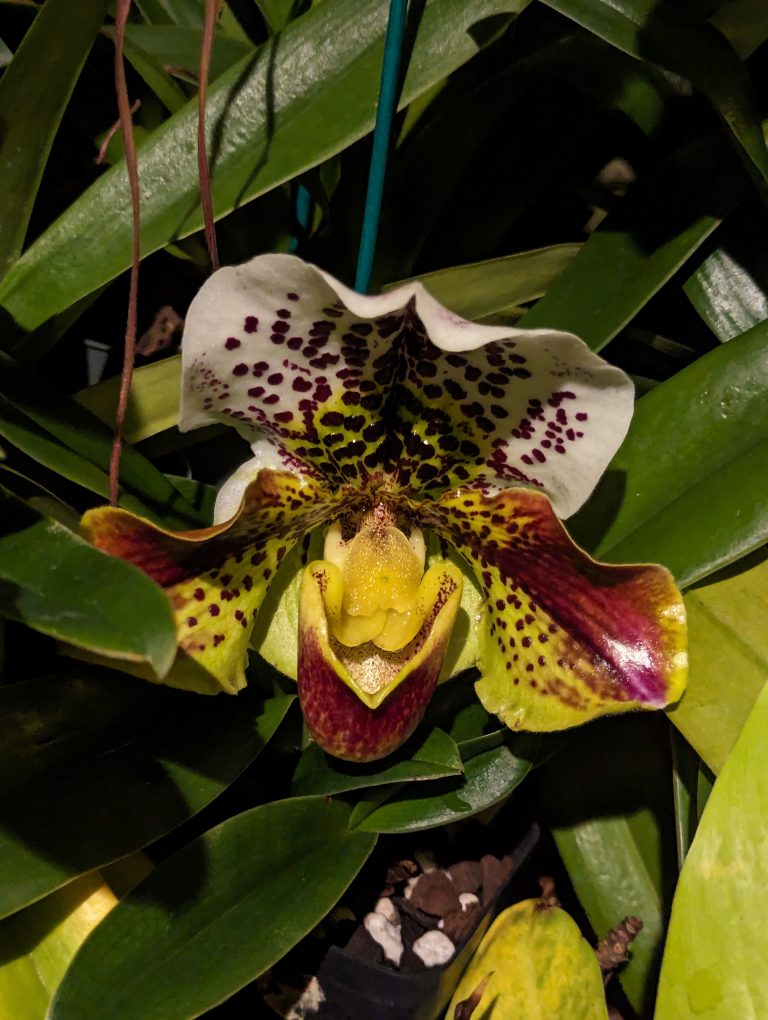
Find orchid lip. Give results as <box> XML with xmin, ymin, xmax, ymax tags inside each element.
<box><xmin>301</xmin><ymin>548</ymin><xmax>465</xmax><ymax>710</ymax></box>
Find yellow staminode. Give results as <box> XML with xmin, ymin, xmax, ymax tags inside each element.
<box><xmin>317</xmin><ymin>509</ymin><xmax>444</xmax><ymax>652</ymax></box>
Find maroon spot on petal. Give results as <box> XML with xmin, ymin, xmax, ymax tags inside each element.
<box><xmin>275</xmin><ymin>410</ymin><xmax>293</xmax><ymax>423</ymax></box>
<box><xmin>186</xmin><ymin>616</ymin><xmax>197</xmax><ymax>626</ymax></box>
<box><xmin>225</xmin><ymin>337</ymin><xmax>241</xmax><ymax>350</ymax></box>
<box><xmin>276</xmin><ymin>308</ymin><xmax>291</xmax><ymax>318</ymax></box>
<box><xmin>208</xmin><ymin>604</ymin><xmax>221</xmax><ymax>617</ymax></box>
<box><xmin>232</xmin><ymin>364</ymin><xmax>248</xmax><ymax>376</ymax></box>
<box><xmin>193</xmin><ymin>588</ymin><xmax>205</xmax><ymax>601</ymax></box>
<box><xmin>576</xmin><ymin>411</ymin><xmax>588</xmax><ymax>421</ymax></box>
<box><xmin>213</xmin><ymin>634</ymin><xmax>225</xmax><ymax>647</ymax></box>
<box><xmin>267</xmin><ymin>373</ymin><xmax>284</xmax><ymax>385</ymax></box>
<box><xmin>244</xmin><ymin>316</ymin><xmax>259</xmax><ymax>333</ymax></box>
<box><xmin>293</xmin><ymin>377</ymin><xmax>312</xmax><ymax>392</ymax></box>
<box><xmin>248</xmin><ymin>386</ymin><xmax>264</xmax><ymax>398</ymax></box>
<box><xmin>286</xmin><ymin>292</ymin><xmax>299</xmax><ymax>301</ymax></box>
<box><xmin>264</xmin><ymin>394</ymin><xmax>279</xmax><ymax>404</ymax></box>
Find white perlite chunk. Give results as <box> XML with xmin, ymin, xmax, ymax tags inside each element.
<box><xmin>374</xmin><ymin>897</ymin><xmax>399</xmax><ymax>924</ymax></box>
<box><xmin>412</xmin><ymin>930</ymin><xmax>455</xmax><ymax>967</ymax></box>
<box><xmin>364</xmin><ymin>911</ymin><xmax>404</xmax><ymax>966</ymax></box>
<box><xmin>459</xmin><ymin>893</ymin><xmax>480</xmax><ymax>911</ymax></box>
<box><xmin>286</xmin><ymin>977</ymin><xmax>325</xmax><ymax>1019</ymax></box>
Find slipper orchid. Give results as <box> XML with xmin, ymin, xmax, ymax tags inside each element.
<box><xmin>83</xmin><ymin>255</ymin><xmax>686</xmax><ymax>761</ymax></box>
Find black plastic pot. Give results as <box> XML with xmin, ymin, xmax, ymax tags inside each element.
<box><xmin>314</xmin><ymin>824</ymin><xmax>540</xmax><ymax>1020</ymax></box>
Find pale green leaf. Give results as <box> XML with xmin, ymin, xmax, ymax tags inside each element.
<box><xmin>656</xmin><ymin>676</ymin><xmax>768</xmax><ymax>1019</ymax></box>
<box><xmin>668</xmin><ymin>549</ymin><xmax>768</xmax><ymax>774</ymax></box>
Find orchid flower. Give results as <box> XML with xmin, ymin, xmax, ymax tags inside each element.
<box><xmin>83</xmin><ymin>255</ymin><xmax>686</xmax><ymax>762</ymax></box>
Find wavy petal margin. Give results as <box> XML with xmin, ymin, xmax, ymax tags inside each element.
<box><xmin>82</xmin><ymin>471</ymin><xmax>351</xmax><ymax>694</ymax></box>
<box><xmin>417</xmin><ymin>488</ymin><xmax>687</xmax><ymax>730</ymax></box>
<box><xmin>298</xmin><ymin>558</ymin><xmax>463</xmax><ymax>760</ymax></box>
<box><xmin>180</xmin><ymin>254</ymin><xmax>633</xmax><ymax>518</ymax></box>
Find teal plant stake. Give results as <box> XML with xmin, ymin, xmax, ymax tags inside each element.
<box><xmin>354</xmin><ymin>0</ymin><xmax>409</xmax><ymax>294</ymax></box>
<box><xmin>289</xmin><ymin>183</ymin><xmax>312</xmax><ymax>254</ymax></box>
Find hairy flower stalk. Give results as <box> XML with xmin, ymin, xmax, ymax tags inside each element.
<box><xmin>83</xmin><ymin>255</ymin><xmax>687</xmax><ymax>761</ymax></box>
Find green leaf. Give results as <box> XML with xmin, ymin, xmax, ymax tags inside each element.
<box><xmin>353</xmin><ymin>739</ymin><xmax>539</xmax><ymax>833</ymax></box>
<box><xmin>117</xmin><ymin>31</ymin><xmax>188</xmax><ymax>114</ymax></box>
<box><xmin>670</xmin><ymin>726</ymin><xmax>700</xmax><ymax>870</ymax></box>
<box><xmin>538</xmin><ymin>716</ymin><xmax>675</xmax><ymax>1016</ymax></box>
<box><xmin>0</xmin><ymin>397</ymin><xmax>173</xmax><ymax>522</ymax></box>
<box><xmin>421</xmin><ymin>672</ymin><xmax>508</xmax><ymax>758</ymax></box>
<box><xmin>375</xmin><ymin>31</ymin><xmax>664</xmax><ymax>285</ymax></box>
<box><xmin>0</xmin><ymin>351</ymin><xmax>204</xmax><ymax>529</ymax></box>
<box><xmin>538</xmin><ymin>0</ymin><xmax>768</xmax><ymax>199</ymax></box>
<box><xmin>255</xmin><ymin>0</ymin><xmax>300</xmax><ymax>33</ymax></box>
<box><xmin>291</xmin><ymin>727</ymin><xmax>463</xmax><ymax>797</ymax></box>
<box><xmin>49</xmin><ymin>798</ymin><xmax>376</xmax><ymax>1020</ymax></box>
<box><xmin>668</xmin><ymin>548</ymin><xmax>768</xmax><ymax>775</ymax></box>
<box><xmin>164</xmin><ymin>474</ymin><xmax>217</xmax><ymax>524</ymax></box>
<box><xmin>123</xmin><ymin>24</ymin><xmax>253</xmax><ymax>79</ymax></box>
<box><xmin>0</xmin><ymin>0</ymin><xmax>109</xmax><ymax>275</ymax></box>
<box><xmin>136</xmin><ymin>0</ymin><xmax>205</xmax><ymax>28</ymax></box>
<box><xmin>393</xmin><ymin>244</ymin><xmax>581</xmax><ymax>321</ymax></box>
<box><xmin>710</xmin><ymin>0</ymin><xmax>768</xmax><ymax>58</ymax></box>
<box><xmin>0</xmin><ymin>0</ymin><xmax>526</xmax><ymax>342</ymax></box>
<box><xmin>75</xmin><ymin>356</ymin><xmax>181</xmax><ymax>446</ymax></box>
<box><xmin>0</xmin><ymin>487</ymin><xmax>176</xmax><ymax>674</ymax></box>
<box><xmin>655</xmin><ymin>676</ymin><xmax>768</xmax><ymax>1019</ymax></box>
<box><xmin>519</xmin><ymin>147</ymin><xmax>732</xmax><ymax>350</ymax></box>
<box><xmin>686</xmin><ymin>247</ymin><xmax>768</xmax><ymax>342</ymax></box>
<box><xmin>684</xmin><ymin>214</ymin><xmax>768</xmax><ymax>342</ymax></box>
<box><xmin>571</xmin><ymin>319</ymin><xmax>768</xmax><ymax>587</ymax></box>
<box><xmin>0</xmin><ymin>666</ymin><xmax>293</xmax><ymax>918</ymax></box>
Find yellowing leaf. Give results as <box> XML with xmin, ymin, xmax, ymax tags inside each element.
<box><xmin>0</xmin><ymin>856</ymin><xmax>152</xmax><ymax>1020</ymax></box>
<box><xmin>656</xmin><ymin>676</ymin><xmax>768</xmax><ymax>1019</ymax></box>
<box><xmin>668</xmin><ymin>550</ymin><xmax>768</xmax><ymax>773</ymax></box>
<box><xmin>0</xmin><ymin>875</ymin><xmax>116</xmax><ymax>1020</ymax></box>
<box><xmin>448</xmin><ymin>898</ymin><xmax>609</xmax><ymax>1019</ymax></box>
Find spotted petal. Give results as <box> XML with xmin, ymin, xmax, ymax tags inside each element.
<box><xmin>181</xmin><ymin>254</ymin><xmax>633</xmax><ymax>518</ymax></box>
<box><xmin>416</xmin><ymin>488</ymin><xmax>687</xmax><ymax>730</ymax></box>
<box><xmin>82</xmin><ymin>471</ymin><xmax>354</xmax><ymax>694</ymax></box>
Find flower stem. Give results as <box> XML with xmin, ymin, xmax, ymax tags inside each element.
<box><xmin>109</xmin><ymin>0</ymin><xmax>141</xmax><ymax>507</ymax></box>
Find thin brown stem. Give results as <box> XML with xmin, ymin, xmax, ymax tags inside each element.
<box><xmin>197</xmin><ymin>0</ymin><xmax>219</xmax><ymax>271</ymax></box>
<box><xmin>109</xmin><ymin>0</ymin><xmax>141</xmax><ymax>507</ymax></box>
<box><xmin>96</xmin><ymin>99</ymin><xmax>140</xmax><ymax>166</ymax></box>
